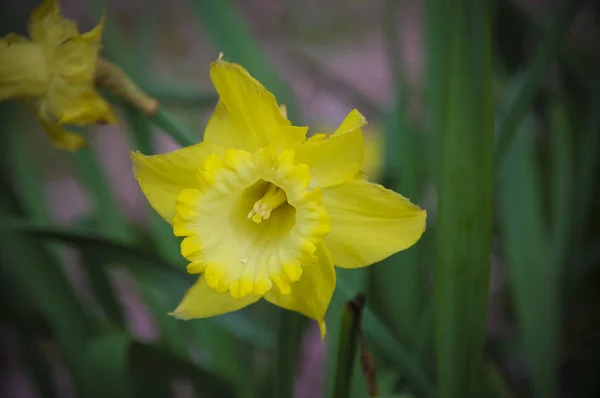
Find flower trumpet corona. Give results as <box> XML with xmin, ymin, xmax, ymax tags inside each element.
<box><xmin>131</xmin><ymin>56</ymin><xmax>426</xmax><ymax>339</ymax></box>
<box><xmin>0</xmin><ymin>0</ymin><xmax>116</xmax><ymax>151</ymax></box>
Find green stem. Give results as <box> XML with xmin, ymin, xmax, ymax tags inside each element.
<box><xmin>332</xmin><ymin>296</ymin><xmax>364</xmax><ymax>398</ymax></box>
<box><xmin>272</xmin><ymin>311</ymin><xmax>305</xmax><ymax>398</ymax></box>
<box><xmin>149</xmin><ymin>108</ymin><xmax>199</xmax><ymax>147</ymax></box>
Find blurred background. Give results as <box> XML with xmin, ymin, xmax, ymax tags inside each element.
<box><xmin>1</xmin><ymin>0</ymin><xmax>599</xmax><ymax>397</ymax></box>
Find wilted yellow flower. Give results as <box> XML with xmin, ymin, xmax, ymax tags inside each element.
<box><xmin>131</xmin><ymin>57</ymin><xmax>426</xmax><ymax>338</ymax></box>
<box><xmin>0</xmin><ymin>0</ymin><xmax>116</xmax><ymax>151</ymax></box>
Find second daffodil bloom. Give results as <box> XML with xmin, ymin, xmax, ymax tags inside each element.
<box><xmin>131</xmin><ymin>56</ymin><xmax>426</xmax><ymax>339</ymax></box>
<box><xmin>0</xmin><ymin>0</ymin><xmax>116</xmax><ymax>151</ymax></box>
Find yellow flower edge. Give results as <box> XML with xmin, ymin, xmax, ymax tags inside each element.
<box><xmin>0</xmin><ymin>0</ymin><xmax>116</xmax><ymax>151</ymax></box>
<box><xmin>131</xmin><ymin>56</ymin><xmax>427</xmax><ymax>340</ymax></box>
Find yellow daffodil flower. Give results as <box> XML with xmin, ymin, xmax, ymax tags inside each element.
<box><xmin>0</xmin><ymin>0</ymin><xmax>116</xmax><ymax>151</ymax></box>
<box><xmin>131</xmin><ymin>56</ymin><xmax>426</xmax><ymax>339</ymax></box>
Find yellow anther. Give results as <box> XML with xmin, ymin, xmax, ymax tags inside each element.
<box><xmin>247</xmin><ymin>184</ymin><xmax>287</xmax><ymax>224</ymax></box>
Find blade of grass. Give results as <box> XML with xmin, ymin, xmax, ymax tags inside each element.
<box><xmin>429</xmin><ymin>1</ymin><xmax>494</xmax><ymax>397</ymax></box>
<box><xmin>494</xmin><ymin>0</ymin><xmax>584</xmax><ymax>168</ymax></box>
<box><xmin>499</xmin><ymin>119</ymin><xmax>557</xmax><ymax>398</ymax></box>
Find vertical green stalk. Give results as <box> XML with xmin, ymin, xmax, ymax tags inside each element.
<box><xmin>499</xmin><ymin>119</ymin><xmax>555</xmax><ymax>398</ymax></box>
<box><xmin>272</xmin><ymin>311</ymin><xmax>305</xmax><ymax>398</ymax></box>
<box><xmin>332</xmin><ymin>296</ymin><xmax>364</xmax><ymax>398</ymax></box>
<box><xmin>430</xmin><ymin>1</ymin><xmax>494</xmax><ymax>398</ymax></box>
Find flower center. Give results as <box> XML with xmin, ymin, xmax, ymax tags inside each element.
<box><xmin>248</xmin><ymin>183</ymin><xmax>287</xmax><ymax>223</ymax></box>
<box><xmin>173</xmin><ymin>147</ymin><xmax>330</xmax><ymax>300</ymax></box>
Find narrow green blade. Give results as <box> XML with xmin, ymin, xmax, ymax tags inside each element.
<box><xmin>428</xmin><ymin>1</ymin><xmax>494</xmax><ymax>397</ymax></box>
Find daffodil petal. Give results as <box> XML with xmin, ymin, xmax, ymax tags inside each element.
<box><xmin>170</xmin><ymin>276</ymin><xmax>260</xmax><ymax>319</ymax></box>
<box><xmin>52</xmin><ymin>15</ymin><xmax>104</xmax><ymax>85</ymax></box>
<box><xmin>51</xmin><ymin>88</ymin><xmax>116</xmax><ymax>125</ymax></box>
<box><xmin>332</xmin><ymin>109</ymin><xmax>367</xmax><ymax>137</ymax></box>
<box><xmin>205</xmin><ymin>58</ymin><xmax>307</xmax><ymax>151</ymax></box>
<box><xmin>37</xmin><ymin>115</ymin><xmax>86</xmax><ymax>152</ymax></box>
<box><xmin>295</xmin><ymin>109</ymin><xmax>365</xmax><ymax>188</ymax></box>
<box><xmin>28</xmin><ymin>0</ymin><xmax>79</xmax><ymax>46</ymax></box>
<box><xmin>131</xmin><ymin>142</ymin><xmax>222</xmax><ymax>223</ymax></box>
<box><xmin>265</xmin><ymin>242</ymin><xmax>335</xmax><ymax>340</ymax></box>
<box><xmin>0</xmin><ymin>37</ymin><xmax>49</xmax><ymax>100</ymax></box>
<box><xmin>322</xmin><ymin>180</ymin><xmax>426</xmax><ymax>268</ymax></box>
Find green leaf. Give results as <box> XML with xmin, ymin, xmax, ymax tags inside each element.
<box><xmin>86</xmin><ymin>331</ymin><xmax>133</xmax><ymax>398</ymax></box>
<box><xmin>428</xmin><ymin>1</ymin><xmax>494</xmax><ymax>397</ymax></box>
<box><xmin>494</xmin><ymin>0</ymin><xmax>585</xmax><ymax>167</ymax></box>
<box><xmin>499</xmin><ymin>119</ymin><xmax>557</xmax><ymax>398</ymax></box>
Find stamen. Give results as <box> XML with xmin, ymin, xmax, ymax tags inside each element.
<box><xmin>247</xmin><ymin>184</ymin><xmax>287</xmax><ymax>224</ymax></box>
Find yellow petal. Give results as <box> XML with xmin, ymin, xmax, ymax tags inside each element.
<box><xmin>131</xmin><ymin>142</ymin><xmax>222</xmax><ymax>223</ymax></box>
<box><xmin>48</xmin><ymin>88</ymin><xmax>116</xmax><ymax>125</ymax></box>
<box><xmin>170</xmin><ymin>276</ymin><xmax>260</xmax><ymax>320</ymax></box>
<box><xmin>28</xmin><ymin>0</ymin><xmax>79</xmax><ymax>46</ymax></box>
<box><xmin>204</xmin><ymin>58</ymin><xmax>307</xmax><ymax>151</ymax></box>
<box><xmin>37</xmin><ymin>114</ymin><xmax>86</xmax><ymax>152</ymax></box>
<box><xmin>332</xmin><ymin>109</ymin><xmax>367</xmax><ymax>137</ymax></box>
<box><xmin>0</xmin><ymin>37</ymin><xmax>49</xmax><ymax>100</ymax></box>
<box><xmin>265</xmin><ymin>242</ymin><xmax>335</xmax><ymax>340</ymax></box>
<box><xmin>322</xmin><ymin>180</ymin><xmax>426</xmax><ymax>268</ymax></box>
<box><xmin>51</xmin><ymin>15</ymin><xmax>104</xmax><ymax>85</ymax></box>
<box><xmin>31</xmin><ymin>9</ymin><xmax>113</xmax><ymax>127</ymax></box>
<box><xmin>295</xmin><ymin>109</ymin><xmax>365</xmax><ymax>188</ymax></box>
